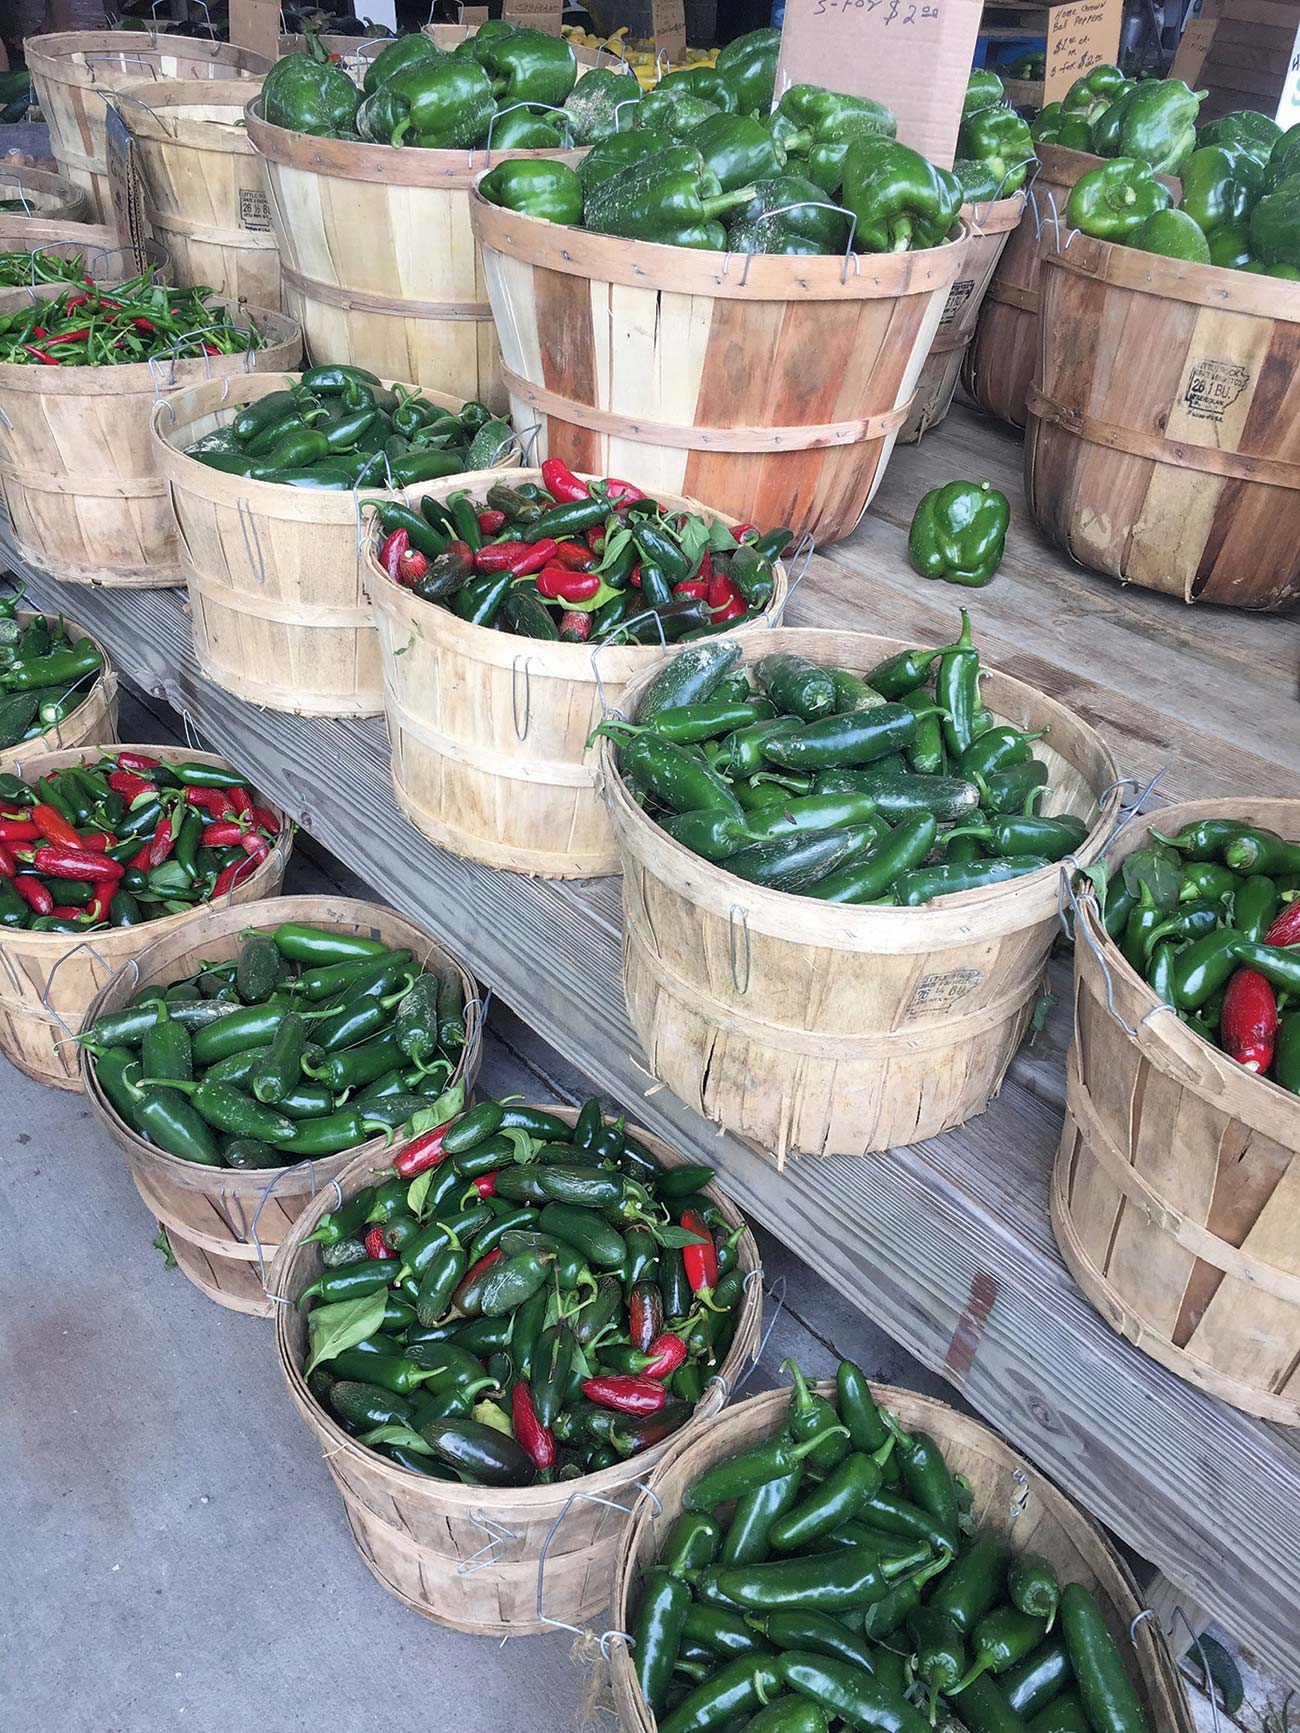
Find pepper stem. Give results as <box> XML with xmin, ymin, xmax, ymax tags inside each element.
<box><xmin>888</xmin><ymin>215</ymin><xmax>913</xmax><ymax>252</ymax></box>
<box><xmin>700</xmin><ymin>183</ymin><xmax>760</xmax><ymax>221</ymax></box>
<box><xmin>951</xmin><ymin>1654</ymin><xmax>993</xmax><ymax>1695</ymax></box>
<box><xmin>790</xmin><ymin>1423</ymin><xmax>850</xmax><ymax>1462</ymax></box>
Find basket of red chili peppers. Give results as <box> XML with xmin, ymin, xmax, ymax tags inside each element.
<box><xmin>1057</xmin><ymin>797</ymin><xmax>1300</xmax><ymax>1428</ymax></box>
<box><xmin>267</xmin><ymin>1093</ymin><xmax>761</xmax><ymax>1635</ymax></box>
<box><xmin>0</xmin><ymin>745</ymin><xmax>288</xmax><ymax>1089</ymax></box>
<box><xmin>0</xmin><ymin>592</ymin><xmax>117</xmax><ymax>774</ymax></box>
<box><xmin>78</xmin><ymin>896</ymin><xmax>480</xmax><ymax>1317</ymax></box>
<box><xmin>364</xmin><ymin>459</ymin><xmax>790</xmax><ymax>877</ymax></box>
<box><xmin>608</xmin><ymin>1371</ymin><xmax>1191</xmax><ymax>1733</ymax></box>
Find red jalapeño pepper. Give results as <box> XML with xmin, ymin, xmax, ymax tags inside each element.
<box><xmin>394</xmin><ymin>1120</ymin><xmax>454</xmax><ymax>1179</ymax></box>
<box><xmin>511</xmin><ymin>1380</ymin><xmax>556</xmax><ymax>1470</ymax></box>
<box><xmin>541</xmin><ymin>457</ymin><xmax>589</xmax><ymax>502</ymax></box>
<box><xmin>582</xmin><ymin>1374</ymin><xmax>668</xmax><ymax>1415</ymax></box>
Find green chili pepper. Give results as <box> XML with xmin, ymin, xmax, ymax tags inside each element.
<box><xmin>1059</xmin><ymin>1585</ymin><xmax>1150</xmax><ymax>1733</ymax></box>
<box><xmin>927</xmin><ymin>1530</ymin><xmax>1011</xmax><ymax>1634</ymax></box>
<box><xmin>1002</xmin><ymin>1638</ymin><xmax>1074</xmax><ymax>1718</ymax></box>
<box><xmin>635</xmin><ymin>1568</ymin><xmax>692</xmax><ymax>1714</ymax></box>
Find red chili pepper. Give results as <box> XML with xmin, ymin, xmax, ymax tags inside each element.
<box><xmin>474</xmin><ymin>540</ymin><xmax>533</xmax><ymax>574</ymax></box>
<box><xmin>128</xmin><ymin>841</ymin><xmax>153</xmax><ymax>872</ymax></box>
<box><xmin>13</xmin><ymin>874</ymin><xmax>54</xmax><ymax>914</ymax></box>
<box><xmin>30</xmin><ymin>325</ymin><xmax>46</xmax><ymax>338</ymax></box>
<box><xmin>536</xmin><ymin>566</ymin><xmax>601</xmax><ymax>603</ymax></box>
<box><xmin>551</xmin><ymin>540</ymin><xmax>594</xmax><ymax>571</ymax></box>
<box><xmin>697</xmin><ymin>550</ymin><xmax>714</xmax><ymax>584</ymax></box>
<box><xmin>31</xmin><ymin>802</ymin><xmax>84</xmax><ymax>851</ymax></box>
<box><xmin>0</xmin><ymin>843</ymin><xmax>15</xmax><ymax>877</ymax></box>
<box><xmin>541</xmin><ymin>457</ymin><xmax>589</xmax><ymax>503</ymax></box>
<box><xmin>24</xmin><ymin>345</ymin><xmax>61</xmax><ymax>364</ymax></box>
<box><xmin>31</xmin><ymin>845</ymin><xmax>123</xmax><ymax>882</ymax></box>
<box><xmin>86</xmin><ymin>880</ymin><xmax>117</xmax><ymax>924</ymax></box>
<box><xmin>477</xmin><ymin>508</ymin><xmax>507</xmax><ymax>535</ymax></box>
<box><xmin>184</xmin><ymin>786</ymin><xmax>222</xmax><ymax>812</ymax></box>
<box><xmin>212</xmin><ymin>855</ymin><xmax>257</xmax><ymax>899</ymax></box>
<box><xmin>364</xmin><ymin>1226</ymin><xmax>394</xmax><ymax>1261</ymax></box>
<box><xmin>1220</xmin><ymin>967</ymin><xmax>1278</xmax><ymax>1073</ymax></box>
<box><xmin>74</xmin><ymin>832</ymin><xmax>111</xmax><ymax>853</ymax></box>
<box><xmin>202</xmin><ymin>344</ymin><xmax>220</xmax><ymax>357</ymax></box>
<box><xmin>604</xmin><ymin>478</ymin><xmax>646</xmax><ymax>508</ymax></box>
<box><xmin>249</xmin><ymin>806</ymin><xmax>280</xmax><ymax>835</ymax></box>
<box><xmin>628</xmin><ymin>562</ymin><xmax>642</xmax><ymax>589</ymax></box>
<box><xmin>226</xmin><ymin>787</ymin><xmax>254</xmax><ymax>820</ymax></box>
<box><xmin>148</xmin><ymin>817</ymin><xmax>175</xmax><ymax>869</ymax></box>
<box><xmin>43</xmin><ymin>328</ymin><xmax>91</xmax><ymax>346</ymax></box>
<box><xmin>49</xmin><ymin>906</ymin><xmax>88</xmax><ymax>920</ymax></box>
<box><xmin>558</xmin><ymin>610</ymin><xmax>591</xmax><ymax>643</ymax></box>
<box><xmin>673</xmin><ymin>579</ymin><xmax>710</xmax><ymax>601</ymax></box>
<box><xmin>708</xmin><ymin>569</ymin><xmax>740</xmax><ymax>610</ymax></box>
<box><xmin>712</xmin><ymin>594</ymin><xmax>747</xmax><ymax>624</ymax></box>
<box><xmin>453</xmin><ymin>1249</ymin><xmax>503</xmax><ymax>1311</ymax></box>
<box><xmin>108</xmin><ymin>769</ymin><xmax>152</xmax><ymax>802</ymax></box>
<box><xmin>0</xmin><ymin>820</ymin><xmax>39</xmax><ymax>842</ymax></box>
<box><xmin>240</xmin><ymin>832</ymin><xmax>270</xmax><ymax>861</ymax></box>
<box><xmin>397</xmin><ymin>548</ymin><xmax>428</xmax><ymax>586</ymax></box>
<box><xmin>732</xmin><ymin>523</ymin><xmax>758</xmax><ymax>541</ymax></box>
<box><xmin>1264</xmin><ymin>903</ymin><xmax>1300</xmax><ymax>947</ymax></box>
<box><xmin>472</xmin><ymin>1172</ymin><xmax>499</xmax><ymax>1198</ymax></box>
<box><xmin>680</xmin><ymin>1207</ymin><xmax>719</xmax><ymax>1294</ymax></box>
<box><xmin>132</xmin><ymin>316</ymin><xmax>157</xmax><ymax>333</ymax></box>
<box><xmin>203</xmin><ymin>821</ymin><xmax>247</xmax><ymax>847</ymax></box>
<box><xmin>642</xmin><ymin>1332</ymin><xmax>689</xmax><ymax>1380</ymax></box>
<box><xmin>380</xmin><ymin>527</ymin><xmax>409</xmax><ymax>585</ymax></box>
<box><xmin>115</xmin><ymin>751</ymin><xmax>159</xmax><ymax>771</ymax></box>
<box><xmin>581</xmin><ymin>1374</ymin><xmax>668</xmax><ymax>1415</ymax></box>
<box><xmin>586</xmin><ymin>527</ymin><xmax>605</xmax><ymax>551</ymax></box>
<box><xmin>64</xmin><ymin>294</ymin><xmax>89</xmax><ymax>312</ymax></box>
<box><xmin>393</xmin><ymin>1121</ymin><xmax>454</xmax><ymax>1179</ymax></box>
<box><xmin>511</xmin><ymin>1381</ymin><xmax>556</xmax><ymax>1470</ymax></box>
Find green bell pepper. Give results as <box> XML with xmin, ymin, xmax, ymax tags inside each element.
<box><xmin>683</xmin><ymin>112</ymin><xmax>785</xmax><ymax>193</ymax></box>
<box><xmin>957</xmin><ymin>105</ymin><xmax>1035</xmax><ymax>196</ymax></box>
<box><xmin>908</xmin><ymin>481</ymin><xmax>1011</xmax><ymax>587</ymax></box>
<box><xmin>387</xmin><ymin>58</ymin><xmax>495</xmax><ymax>149</ymax></box>
<box><xmin>841</xmin><ymin>136</ymin><xmax>962</xmax><ymax>252</ymax></box>
<box><xmin>953</xmin><ymin>159</ymin><xmax>1003</xmax><ymax>203</ymax></box>
<box><xmin>1179</xmin><ymin>144</ymin><xmax>1264</xmax><ymax>236</ymax></box>
<box><xmin>655</xmin><ymin>65</ymin><xmax>738</xmax><ymax>112</ymax></box>
<box><xmin>1208</xmin><ymin>223</ymin><xmax>1253</xmax><ymax>269</ymax></box>
<box><xmin>362</xmin><ymin>33</ymin><xmax>442</xmax><ymax>95</ymax></box>
<box><xmin>714</xmin><ymin>27</ymin><xmax>781</xmax><ymax>116</ymax></box>
<box><xmin>1090</xmin><ymin>78</ymin><xmax>1205</xmax><ymax>173</ymax></box>
<box><xmin>479</xmin><ymin>157</ymin><xmax>583</xmax><ymax>225</ymax></box>
<box><xmin>1066</xmin><ymin>158</ymin><xmax>1172</xmax><ymax>241</ymax></box>
<box><xmin>1250</xmin><ymin>173</ymin><xmax>1300</xmax><ymax>268</ymax></box>
<box><xmin>561</xmin><ymin>66</ymin><xmax>641</xmax><ymax>141</ymax></box>
<box><xmin>479</xmin><ymin>26</ymin><xmax>577</xmax><ymax>109</ymax></box>
<box><xmin>637</xmin><ymin>87</ymin><xmax>720</xmax><ymax>139</ymax></box>
<box><xmin>578</xmin><ymin>127</ymin><xmax>674</xmax><ymax>194</ymax></box>
<box><xmin>772</xmin><ymin>84</ymin><xmax>896</xmax><ymax>195</ymax></box>
<box><xmin>487</xmin><ymin>104</ymin><xmax>567</xmax><ymax>150</ymax></box>
<box><xmin>962</xmin><ymin>69</ymin><xmax>1004</xmax><ymax>122</ymax></box>
<box><xmin>355</xmin><ymin>84</ymin><xmax>407</xmax><ymax>145</ymax></box>
<box><xmin>1199</xmin><ymin>109</ymin><xmax>1280</xmax><ymax>157</ymax></box>
<box><xmin>1031</xmin><ymin>103</ymin><xmax>1097</xmax><ymax>152</ymax></box>
<box><xmin>1130</xmin><ymin>207</ymin><xmax>1211</xmax><ymax>262</ymax></box>
<box><xmin>584</xmin><ymin>144</ymin><xmax>755</xmax><ymax>249</ymax></box>
<box><xmin>1266</xmin><ymin>123</ymin><xmax>1300</xmax><ymax>189</ymax></box>
<box><xmin>726</xmin><ymin>173</ymin><xmax>849</xmax><ymax>255</ymax></box>
<box><xmin>261</xmin><ymin>50</ymin><xmax>360</xmax><ymax>138</ymax></box>
<box><xmin>1062</xmin><ymin>62</ymin><xmax>1128</xmax><ymax>118</ymax></box>
<box><xmin>1241</xmin><ymin>258</ymin><xmax>1300</xmax><ymax>278</ymax></box>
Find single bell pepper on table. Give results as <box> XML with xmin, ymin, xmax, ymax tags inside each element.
<box><xmin>478</xmin><ymin>26</ymin><xmax>578</xmax><ymax>109</ymax></box>
<box><xmin>908</xmin><ymin>481</ymin><xmax>1011</xmax><ymax>588</ymax></box>
<box><xmin>561</xmin><ymin>66</ymin><xmax>641</xmax><ymax>141</ymax></box>
<box><xmin>1129</xmin><ymin>207</ymin><xmax>1211</xmax><ymax>262</ymax></box>
<box><xmin>772</xmin><ymin>84</ymin><xmax>896</xmax><ymax>195</ymax></box>
<box><xmin>479</xmin><ymin>157</ymin><xmax>584</xmax><ymax>224</ymax></box>
<box><xmin>1066</xmin><ymin>158</ymin><xmax>1172</xmax><ymax>241</ymax></box>
<box><xmin>957</xmin><ymin>105</ymin><xmax>1035</xmax><ymax>196</ymax></box>
<box><xmin>583</xmin><ymin>145</ymin><xmax>758</xmax><ymax>249</ymax></box>
<box><xmin>386</xmin><ymin>58</ymin><xmax>496</xmax><ymax>149</ymax></box>
<box><xmin>1090</xmin><ymin>78</ymin><xmax>1205</xmax><ymax>172</ymax></box>
<box><xmin>841</xmin><ymin>137</ymin><xmax>962</xmax><ymax>252</ymax></box>
<box><xmin>261</xmin><ymin>48</ymin><xmax>360</xmax><ymax>136</ymax></box>
<box><xmin>1249</xmin><ymin>174</ymin><xmax>1300</xmax><ymax>268</ymax></box>
<box><xmin>362</xmin><ymin>32</ymin><xmax>442</xmax><ymax>95</ymax></box>
<box><xmin>726</xmin><ymin>174</ymin><xmax>849</xmax><ymax>256</ymax></box>
<box><xmin>713</xmin><ymin>26</ymin><xmax>781</xmax><ymax>115</ymax></box>
<box><xmin>1200</xmin><ymin>109</ymin><xmax>1282</xmax><ymax>156</ymax></box>
<box><xmin>962</xmin><ymin>69</ymin><xmax>1005</xmax><ymax>122</ymax></box>
<box><xmin>684</xmin><ymin>112</ymin><xmax>787</xmax><ymax>193</ymax></box>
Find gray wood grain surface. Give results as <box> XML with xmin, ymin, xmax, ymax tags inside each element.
<box><xmin>6</xmin><ymin>403</ymin><xmax>1298</xmax><ymax>1678</ymax></box>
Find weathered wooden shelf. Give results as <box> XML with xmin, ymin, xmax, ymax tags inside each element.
<box><xmin>6</xmin><ymin>403</ymin><xmax>1297</xmax><ymax>1676</ymax></box>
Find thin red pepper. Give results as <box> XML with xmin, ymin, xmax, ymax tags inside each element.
<box><xmin>31</xmin><ymin>803</ymin><xmax>83</xmax><ymax>851</ymax></box>
<box><xmin>642</xmin><ymin>1332</ymin><xmax>689</xmax><ymax>1380</ymax></box>
<box><xmin>148</xmin><ymin>817</ymin><xmax>175</xmax><ymax>869</ymax></box>
<box><xmin>472</xmin><ymin>1172</ymin><xmax>499</xmax><ymax>1198</ymax></box>
<box><xmin>43</xmin><ymin>328</ymin><xmax>91</xmax><ymax>346</ymax></box>
<box><xmin>31</xmin><ymin>845</ymin><xmax>123</xmax><ymax>882</ymax></box>
<box><xmin>558</xmin><ymin>611</ymin><xmax>591</xmax><ymax>643</ymax></box>
<box><xmin>212</xmin><ymin>856</ymin><xmax>257</xmax><ymax>899</ymax></box>
<box><xmin>12</xmin><ymin>875</ymin><xmax>54</xmax><ymax>914</ymax></box>
<box><xmin>49</xmin><ymin>906</ymin><xmax>88</xmax><ymax>921</ymax></box>
<box><xmin>511</xmin><ymin>1381</ymin><xmax>556</xmax><ymax>1470</ymax></box>
<box><xmin>249</xmin><ymin>805</ymin><xmax>281</xmax><ymax>835</ymax></box>
<box><xmin>393</xmin><ymin>1121</ymin><xmax>453</xmax><ymax>1179</ymax></box>
<box><xmin>474</xmin><ymin>540</ymin><xmax>531</xmax><ymax>574</ymax></box>
<box><xmin>551</xmin><ymin>540</ymin><xmax>594</xmax><ymax>571</ymax></box>
<box><xmin>240</xmin><ymin>832</ymin><xmax>270</xmax><ymax>861</ymax></box>
<box><xmin>184</xmin><ymin>786</ymin><xmax>223</xmax><ymax>813</ymax></box>
<box><xmin>86</xmin><ymin>880</ymin><xmax>117</xmax><ymax>923</ymax></box>
<box><xmin>203</xmin><ymin>821</ymin><xmax>248</xmax><ymax>847</ymax></box>
<box><xmin>23</xmin><ymin>345</ymin><xmax>61</xmax><ymax>364</ymax></box>
<box><xmin>536</xmin><ymin>566</ymin><xmax>600</xmax><ymax>603</ymax></box>
<box><xmin>364</xmin><ymin>1226</ymin><xmax>394</xmax><ymax>1261</ymax></box>
<box><xmin>680</xmin><ymin>1207</ymin><xmax>718</xmax><ymax>1294</ymax></box>
<box><xmin>673</xmin><ymin>579</ymin><xmax>710</xmax><ymax>601</ymax></box>
<box><xmin>0</xmin><ymin>820</ymin><xmax>40</xmax><ymax>842</ymax></box>
<box><xmin>453</xmin><ymin>1249</ymin><xmax>503</xmax><ymax>1311</ymax></box>
<box><xmin>226</xmin><ymin>787</ymin><xmax>254</xmax><ymax>820</ymax></box>
<box><xmin>477</xmin><ymin>508</ymin><xmax>507</xmax><ymax>535</ymax></box>
<box><xmin>1220</xmin><ymin>968</ymin><xmax>1278</xmax><ymax>1073</ymax></box>
<box><xmin>1264</xmin><ymin>904</ymin><xmax>1300</xmax><ymax>947</ymax></box>
<box><xmin>73</xmin><ymin>831</ymin><xmax>111</xmax><ymax>853</ymax></box>
<box><xmin>0</xmin><ymin>842</ymin><xmax>15</xmax><ymax>877</ymax></box>
<box><xmin>581</xmin><ymin>1374</ymin><xmax>668</xmax><ymax>1415</ymax></box>
<box><xmin>108</xmin><ymin>769</ymin><xmax>152</xmax><ymax>802</ymax></box>
<box><xmin>540</xmin><ymin>457</ymin><xmax>589</xmax><ymax>503</ymax></box>
<box><xmin>115</xmin><ymin>752</ymin><xmax>159</xmax><ymax>771</ymax></box>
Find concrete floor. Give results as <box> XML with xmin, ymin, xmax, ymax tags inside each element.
<box><xmin>4</xmin><ymin>693</ymin><xmax>1247</xmax><ymax>1733</ymax></box>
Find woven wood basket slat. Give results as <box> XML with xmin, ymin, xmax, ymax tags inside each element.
<box><xmin>609</xmin><ymin>1384</ymin><xmax>1194</xmax><ymax>1733</ymax></box>
<box><xmin>80</xmin><ymin>892</ymin><xmax>480</xmax><ymax>1317</ymax></box>
<box><xmin>1057</xmin><ymin>798</ymin><xmax>1300</xmax><ymax>1426</ymax></box>
<box><xmin>0</xmin><ymin>611</ymin><xmax>118</xmax><ymax>778</ymax></box>
<box><xmin>0</xmin><ymin>745</ymin><xmax>288</xmax><ymax>1091</ymax></box>
<box><xmin>366</xmin><ymin>468</ymin><xmax>788</xmax><ymax>878</ymax></box>
<box><xmin>597</xmin><ymin>625</ymin><xmax>1120</xmax><ymax>1160</ymax></box>
<box><xmin>268</xmin><ymin>1106</ymin><xmax>762</xmax><ymax>1635</ymax></box>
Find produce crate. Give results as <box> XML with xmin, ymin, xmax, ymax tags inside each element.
<box><xmin>268</xmin><ymin>1106</ymin><xmax>762</xmax><ymax>1634</ymax></box>
<box><xmin>597</xmin><ymin>626</ymin><xmax>1119</xmax><ymax>1160</ymax></box>
<box><xmin>1058</xmin><ymin>799</ymin><xmax>1300</xmax><ymax>1427</ymax></box>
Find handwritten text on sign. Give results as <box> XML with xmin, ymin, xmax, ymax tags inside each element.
<box><xmin>809</xmin><ymin>1</ymin><xmax>940</xmax><ymax>20</ymax></box>
<box><xmin>1043</xmin><ymin>0</ymin><xmax>1123</xmax><ymax>104</ymax></box>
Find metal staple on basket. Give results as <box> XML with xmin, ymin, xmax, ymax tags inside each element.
<box><xmin>536</xmin><ymin>1484</ymin><xmax>661</xmax><ymax>1642</ymax></box>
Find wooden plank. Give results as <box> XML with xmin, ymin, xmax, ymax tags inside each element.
<box><xmin>4</xmin><ymin>420</ymin><xmax>1300</xmax><ymax>1679</ymax></box>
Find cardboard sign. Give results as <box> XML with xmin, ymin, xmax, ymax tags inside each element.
<box><xmin>652</xmin><ymin>0</ymin><xmax>688</xmax><ymax>61</ymax></box>
<box><xmin>460</xmin><ymin>4</ymin><xmax>491</xmax><ymax>22</ymax></box>
<box><xmin>774</xmin><ymin>0</ymin><xmax>984</xmax><ymax>169</ymax></box>
<box><xmin>1171</xmin><ymin>14</ymin><xmax>1218</xmax><ymax>83</ymax></box>
<box><xmin>1277</xmin><ymin>17</ymin><xmax>1300</xmax><ymax>124</ymax></box>
<box><xmin>103</xmin><ymin>102</ymin><xmax>149</xmax><ymax>269</ymax></box>
<box><xmin>1042</xmin><ymin>0</ymin><xmax>1125</xmax><ymax>105</ymax></box>
<box><xmin>229</xmin><ymin>0</ymin><xmax>280</xmax><ymax>62</ymax></box>
<box><xmin>502</xmin><ymin>0</ymin><xmax>564</xmax><ymax>31</ymax></box>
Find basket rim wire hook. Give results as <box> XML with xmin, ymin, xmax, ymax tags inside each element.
<box><xmin>42</xmin><ymin>942</ymin><xmax>136</xmax><ymax>1041</ymax></box>
<box><xmin>723</xmin><ymin>1270</ymin><xmax>785</xmax><ymax>1400</ymax></box>
<box><xmin>535</xmin><ymin>1483</ymin><xmax>661</xmax><ymax>1640</ymax></box>
<box><xmin>770</xmin><ymin>532</ymin><xmax>815</xmax><ymax>626</ymax></box>
<box><xmin>252</xmin><ymin>1159</ymin><xmax>316</xmax><ymax>1292</ymax></box>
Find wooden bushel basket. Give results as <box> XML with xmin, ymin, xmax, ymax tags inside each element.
<box><xmin>366</xmin><ymin>469</ymin><xmax>788</xmax><ymax>878</ymax></box>
<box><xmin>268</xmin><ymin>1105</ymin><xmax>762</xmax><ymax>1634</ymax></box>
<box><xmin>25</xmin><ymin>32</ymin><xmax>270</xmax><ymax>223</ymax></box>
<box><xmin>0</xmin><ymin>215</ymin><xmax>115</xmax><ymax>254</ymax></box>
<box><xmin>0</xmin><ymin>165</ymin><xmax>88</xmax><ymax>223</ymax></box>
<box><xmin>598</xmin><ymin>626</ymin><xmax>1120</xmax><ymax>1161</ymax></box>
<box><xmin>0</xmin><ymin>611</ymin><xmax>118</xmax><ymax>778</ymax></box>
<box><xmin>1056</xmin><ymin>799</ymin><xmax>1300</xmax><ymax>1427</ymax></box>
<box><xmin>900</xmin><ymin>194</ymin><xmax>1023</xmax><ymax>444</ymax></box>
<box><xmin>0</xmin><ymin>239</ymin><xmax>166</xmax><ymax>313</ymax></box>
<box><xmin>113</xmin><ymin>78</ymin><xmax>280</xmax><ymax>311</ymax></box>
<box><xmin>246</xmin><ymin>99</ymin><xmax>583</xmax><ymax>411</ymax></box>
<box><xmin>153</xmin><ymin>372</ymin><xmax>510</xmax><ymax>716</ymax></box>
<box><xmin>471</xmin><ymin>193</ymin><xmax>968</xmax><ymax>545</ymax></box>
<box><xmin>0</xmin><ymin>303</ymin><xmax>299</xmax><ymax>589</ymax></box>
<box><xmin>0</xmin><ymin>746</ymin><xmax>288</xmax><ymax>1092</ymax></box>
<box><xmin>609</xmin><ymin>1385</ymin><xmax>1194</xmax><ymax>1733</ymax></box>
<box><xmin>81</xmin><ymin>893</ymin><xmax>480</xmax><ymax>1317</ymax></box>
<box><xmin>1027</xmin><ymin>235</ymin><xmax>1300</xmax><ymax>609</ymax></box>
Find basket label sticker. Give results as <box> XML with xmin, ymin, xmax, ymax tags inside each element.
<box><xmin>907</xmin><ymin>968</ymin><xmax>983</xmax><ymax>1015</ymax></box>
<box><xmin>238</xmin><ymin>188</ymin><xmax>272</xmax><ymax>233</ymax></box>
<box><xmin>1182</xmin><ymin>360</ymin><xmax>1250</xmax><ymax>423</ymax></box>
<box><xmin>940</xmin><ymin>278</ymin><xmax>976</xmax><ymax>327</ymax></box>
